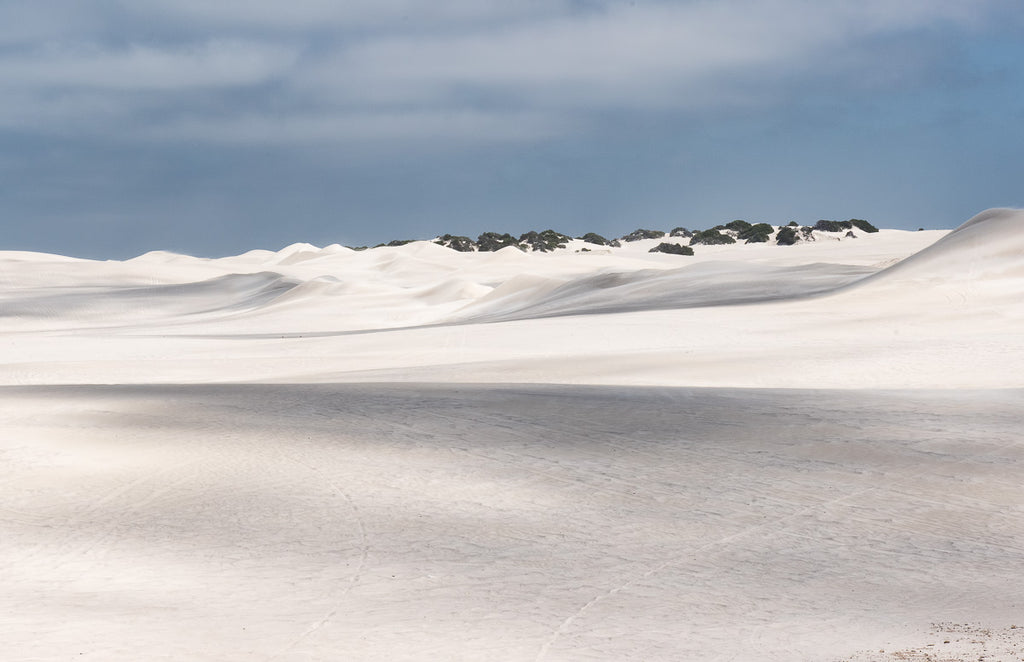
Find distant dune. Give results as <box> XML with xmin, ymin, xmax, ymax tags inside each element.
<box><xmin>0</xmin><ymin>209</ymin><xmax>1019</xmax><ymax>387</ymax></box>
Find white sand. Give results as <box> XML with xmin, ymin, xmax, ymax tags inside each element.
<box><xmin>2</xmin><ymin>210</ymin><xmax>1023</xmax><ymax>660</ymax></box>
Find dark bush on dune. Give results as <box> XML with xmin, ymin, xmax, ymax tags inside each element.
<box><xmin>435</xmin><ymin>234</ymin><xmax>476</xmax><ymax>252</ymax></box>
<box><xmin>737</xmin><ymin>223</ymin><xmax>774</xmax><ymax>243</ymax></box>
<box><xmin>814</xmin><ymin>219</ymin><xmax>853</xmax><ymax>233</ymax></box>
<box><xmin>849</xmin><ymin>219</ymin><xmax>879</xmax><ymax>233</ymax></box>
<box><xmin>649</xmin><ymin>242</ymin><xmax>694</xmax><ymax>255</ymax></box>
<box><xmin>724</xmin><ymin>220</ymin><xmax>752</xmax><ymax>232</ymax></box>
<box><xmin>622</xmin><ymin>228</ymin><xmax>666</xmax><ymax>242</ymax></box>
<box><xmin>477</xmin><ymin>232</ymin><xmax>522</xmax><ymax>252</ymax></box>
<box><xmin>520</xmin><ymin>230</ymin><xmax>571</xmax><ymax>252</ymax></box>
<box><xmin>579</xmin><ymin>232</ymin><xmax>611</xmax><ymax>246</ymax></box>
<box><xmin>689</xmin><ymin>229</ymin><xmax>736</xmax><ymax>245</ymax></box>
<box><xmin>776</xmin><ymin>226</ymin><xmax>799</xmax><ymax>245</ymax></box>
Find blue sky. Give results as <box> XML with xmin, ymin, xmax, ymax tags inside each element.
<box><xmin>1</xmin><ymin>0</ymin><xmax>1023</xmax><ymax>258</ymax></box>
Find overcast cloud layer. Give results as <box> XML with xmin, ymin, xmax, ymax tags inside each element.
<box><xmin>1</xmin><ymin>0</ymin><xmax>1022</xmax><ymax>257</ymax></box>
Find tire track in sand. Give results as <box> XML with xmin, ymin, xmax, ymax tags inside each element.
<box><xmin>534</xmin><ymin>488</ymin><xmax>873</xmax><ymax>662</ymax></box>
<box><xmin>267</xmin><ymin>451</ymin><xmax>370</xmax><ymax>660</ymax></box>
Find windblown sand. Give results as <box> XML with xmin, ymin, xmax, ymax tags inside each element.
<box><xmin>2</xmin><ymin>210</ymin><xmax>1022</xmax><ymax>660</ymax></box>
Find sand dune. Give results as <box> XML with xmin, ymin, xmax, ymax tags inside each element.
<box><xmin>449</xmin><ymin>261</ymin><xmax>878</xmax><ymax>322</ymax></box>
<box><xmin>871</xmin><ymin>207</ymin><xmax>1024</xmax><ymax>280</ymax></box>
<box><xmin>846</xmin><ymin>208</ymin><xmax>1024</xmax><ymax>311</ymax></box>
<box><xmin>2</xmin><ymin>209</ymin><xmax>1015</xmax><ymax>387</ymax></box>
<box><xmin>1</xmin><ymin>210</ymin><xmax>1022</xmax><ymax>660</ymax></box>
<box><xmin>0</xmin><ymin>271</ymin><xmax>301</xmax><ymax>330</ymax></box>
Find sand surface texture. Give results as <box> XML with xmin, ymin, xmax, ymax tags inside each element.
<box><xmin>2</xmin><ymin>210</ymin><xmax>1023</xmax><ymax>660</ymax></box>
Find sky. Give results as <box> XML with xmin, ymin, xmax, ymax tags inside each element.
<box><xmin>1</xmin><ymin>0</ymin><xmax>1023</xmax><ymax>258</ymax></box>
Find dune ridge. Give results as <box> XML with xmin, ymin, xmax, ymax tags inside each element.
<box><xmin>851</xmin><ymin>207</ymin><xmax>1024</xmax><ymax>285</ymax></box>
<box><xmin>1</xmin><ymin>210</ymin><xmax>1021</xmax><ymax>387</ymax></box>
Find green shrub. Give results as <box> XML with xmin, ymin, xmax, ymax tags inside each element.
<box><xmin>689</xmin><ymin>229</ymin><xmax>736</xmax><ymax>245</ymax></box>
<box><xmin>579</xmin><ymin>232</ymin><xmax>611</xmax><ymax>246</ymax></box>
<box><xmin>520</xmin><ymin>229</ymin><xmax>571</xmax><ymax>252</ymax></box>
<box><xmin>477</xmin><ymin>232</ymin><xmax>522</xmax><ymax>252</ymax></box>
<box><xmin>649</xmin><ymin>242</ymin><xmax>694</xmax><ymax>255</ymax></box>
<box><xmin>776</xmin><ymin>226</ymin><xmax>799</xmax><ymax>245</ymax></box>
<box><xmin>737</xmin><ymin>223</ymin><xmax>773</xmax><ymax>243</ymax></box>
<box><xmin>435</xmin><ymin>234</ymin><xmax>476</xmax><ymax>252</ymax></box>
<box><xmin>813</xmin><ymin>219</ymin><xmax>853</xmax><ymax>232</ymax></box>
<box><xmin>724</xmin><ymin>220</ymin><xmax>752</xmax><ymax>232</ymax></box>
<box><xmin>848</xmin><ymin>219</ymin><xmax>879</xmax><ymax>233</ymax></box>
<box><xmin>622</xmin><ymin>228</ymin><xmax>666</xmax><ymax>242</ymax></box>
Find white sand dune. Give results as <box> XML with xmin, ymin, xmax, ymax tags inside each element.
<box><xmin>846</xmin><ymin>207</ymin><xmax>1024</xmax><ymax>313</ymax></box>
<box><xmin>1</xmin><ymin>209</ymin><xmax>1023</xmax><ymax>660</ymax></box>
<box><xmin>448</xmin><ymin>261</ymin><xmax>878</xmax><ymax>322</ymax></box>
<box><xmin>3</xmin><ymin>209</ymin><xmax>1017</xmax><ymax>388</ymax></box>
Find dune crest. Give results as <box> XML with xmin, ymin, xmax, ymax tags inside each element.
<box><xmin>859</xmin><ymin>207</ymin><xmax>1024</xmax><ymax>283</ymax></box>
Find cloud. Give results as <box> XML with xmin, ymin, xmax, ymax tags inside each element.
<box><xmin>0</xmin><ymin>41</ymin><xmax>297</xmax><ymax>90</ymax></box>
<box><xmin>0</xmin><ymin>0</ymin><xmax>1009</xmax><ymax>146</ymax></box>
<box><xmin>134</xmin><ymin>0</ymin><xmax>568</xmax><ymax>30</ymax></box>
<box><xmin>311</xmin><ymin>0</ymin><xmax>999</xmax><ymax>111</ymax></box>
<box><xmin>151</xmin><ymin>110</ymin><xmax>569</xmax><ymax>145</ymax></box>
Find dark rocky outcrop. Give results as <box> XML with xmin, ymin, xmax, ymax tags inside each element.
<box><xmin>670</xmin><ymin>227</ymin><xmax>693</xmax><ymax>238</ymax></box>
